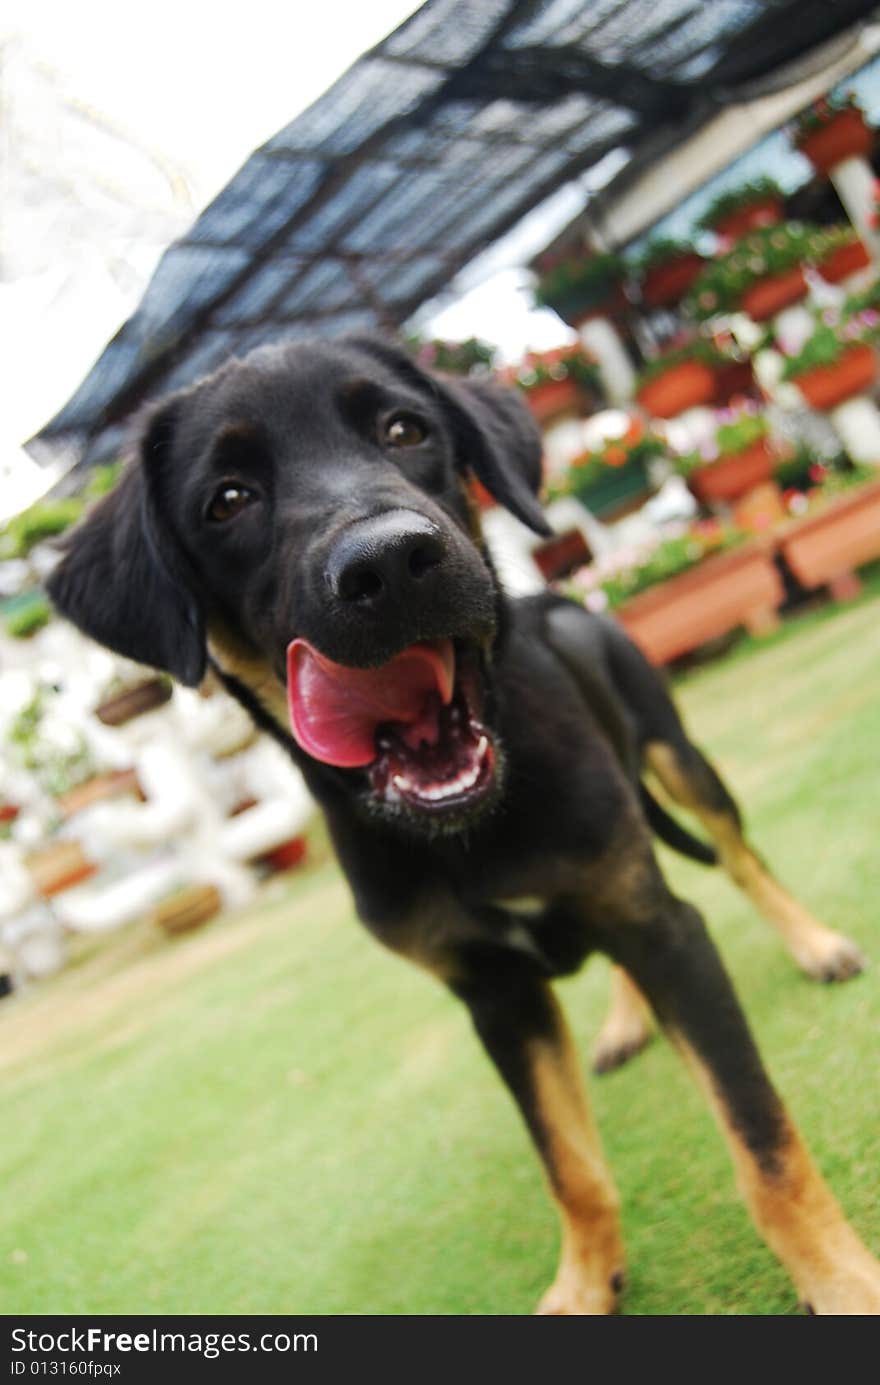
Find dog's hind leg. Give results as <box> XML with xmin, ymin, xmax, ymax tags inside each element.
<box><xmin>451</xmin><ymin>946</ymin><xmax>624</xmax><ymax>1314</ymax></box>
<box><xmin>592</xmin><ymin>965</ymin><xmax>655</xmax><ymax>1074</ymax></box>
<box><xmin>599</xmin><ymin>892</ymin><xmax>880</xmax><ymax>1313</ymax></box>
<box><xmin>644</xmin><ymin>737</ymin><xmax>864</xmax><ymax>982</ymax></box>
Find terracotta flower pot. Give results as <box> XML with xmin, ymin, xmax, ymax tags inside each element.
<box><xmin>642</xmin><ymin>253</ymin><xmax>705</xmax><ymax>309</ymax></box>
<box><xmin>26</xmin><ymin>841</ymin><xmax>97</xmax><ymax>898</ymax></box>
<box><xmin>264</xmin><ymin>836</ymin><xmax>308</xmax><ymax>872</ymax></box>
<box><xmin>798</xmin><ymin>109</ymin><xmax>872</xmax><ymax>176</ymax></box>
<box><xmin>780</xmin><ymin>478</ymin><xmax>880</xmax><ymax>590</ymax></box>
<box><xmin>740</xmin><ymin>266</ymin><xmax>808</xmax><ymax>322</ymax></box>
<box><xmin>817</xmin><ymin>238</ymin><xmax>871</xmax><ymax>284</ymax></box>
<box><xmin>95</xmin><ymin>678</ymin><xmax>172</xmax><ymax>726</ymax></box>
<box><xmin>531</xmin><ymin>529</ymin><xmax>593</xmax><ymax>582</ymax></box>
<box><xmin>712</xmin><ymin>358</ymin><xmax>755</xmax><ymax>405</ymax></box>
<box><xmin>636</xmin><ymin>360</ymin><xmax>715</xmax><ymax>419</ymax></box>
<box><xmin>791</xmin><ymin>343</ymin><xmax>877</xmax><ymax>410</ymax></box>
<box><xmin>616</xmin><ymin>542</ymin><xmax>783</xmax><ymax>666</ymax></box>
<box><xmin>711</xmin><ymin>198</ymin><xmax>783</xmax><ymax>244</ymax></box>
<box><xmin>523</xmin><ymin>377</ymin><xmax>582</xmax><ymax>424</ymax></box>
<box><xmin>688</xmin><ymin>439</ymin><xmax>776</xmax><ymax>505</ymax></box>
<box><xmin>154</xmin><ymin>884</ymin><xmax>223</xmax><ymax>936</ymax></box>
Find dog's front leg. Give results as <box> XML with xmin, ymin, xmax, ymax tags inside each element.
<box><xmin>601</xmin><ymin>897</ymin><xmax>880</xmax><ymax>1314</ymax></box>
<box><xmin>451</xmin><ymin>946</ymin><xmax>624</xmax><ymax>1314</ymax></box>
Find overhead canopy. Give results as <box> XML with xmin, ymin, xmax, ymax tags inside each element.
<box><xmin>34</xmin><ymin>0</ymin><xmax>880</xmax><ymax>465</ymax></box>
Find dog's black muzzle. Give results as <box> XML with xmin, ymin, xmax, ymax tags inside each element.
<box><xmin>301</xmin><ymin>506</ymin><xmax>498</xmax><ymax>668</ymax></box>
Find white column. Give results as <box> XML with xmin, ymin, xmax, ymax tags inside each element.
<box><xmin>827</xmin><ymin>394</ymin><xmax>880</xmax><ymax>466</ymax></box>
<box><xmin>579</xmin><ymin>317</ymin><xmax>636</xmax><ymax>405</ymax></box>
<box><xmin>829</xmin><ymin>156</ymin><xmax>880</xmax><ymax>258</ymax></box>
<box><xmin>773</xmin><ymin>303</ymin><xmax>816</xmax><ymax>355</ymax></box>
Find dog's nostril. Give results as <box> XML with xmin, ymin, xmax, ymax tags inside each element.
<box><xmin>340</xmin><ymin>566</ymin><xmax>384</xmax><ymax>603</ymax></box>
<box><xmin>408</xmin><ymin>542</ymin><xmax>442</xmax><ymax>580</ymax></box>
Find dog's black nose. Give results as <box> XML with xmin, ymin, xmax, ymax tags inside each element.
<box><xmin>327</xmin><ymin>510</ymin><xmax>446</xmax><ymax>605</ymax></box>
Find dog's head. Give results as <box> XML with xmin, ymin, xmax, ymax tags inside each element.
<box><xmin>48</xmin><ymin>335</ymin><xmax>549</xmax><ymax>834</ymax></box>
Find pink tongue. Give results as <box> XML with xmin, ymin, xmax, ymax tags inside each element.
<box><xmin>287</xmin><ymin>638</ymin><xmax>455</xmax><ymax>768</ymax></box>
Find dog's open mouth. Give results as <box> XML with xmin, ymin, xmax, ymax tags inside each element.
<box><xmin>286</xmin><ymin>637</ymin><xmax>496</xmax><ymax>817</ymax></box>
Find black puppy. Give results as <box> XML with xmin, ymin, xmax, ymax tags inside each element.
<box><xmin>48</xmin><ymin>336</ymin><xmax>879</xmax><ymax>1314</ymax></box>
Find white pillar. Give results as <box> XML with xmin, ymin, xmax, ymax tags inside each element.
<box><xmin>827</xmin><ymin>394</ymin><xmax>880</xmax><ymax>466</ymax></box>
<box><xmin>773</xmin><ymin>303</ymin><xmax>816</xmax><ymax>354</ymax></box>
<box><xmin>579</xmin><ymin>317</ymin><xmax>636</xmax><ymax>405</ymax></box>
<box><xmin>829</xmin><ymin>156</ymin><xmax>880</xmax><ymax>258</ymax></box>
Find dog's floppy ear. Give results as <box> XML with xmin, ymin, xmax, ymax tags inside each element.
<box><xmin>436</xmin><ymin>376</ymin><xmax>552</xmax><ymax>537</ymax></box>
<box><xmin>46</xmin><ymin>400</ymin><xmax>206</xmax><ymax>686</ymax></box>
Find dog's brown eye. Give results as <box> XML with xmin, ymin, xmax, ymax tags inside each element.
<box><xmin>207</xmin><ymin>484</ymin><xmax>255</xmax><ymax>522</ymax></box>
<box><xmin>385</xmin><ymin>414</ymin><xmax>427</xmax><ymax>448</ymax></box>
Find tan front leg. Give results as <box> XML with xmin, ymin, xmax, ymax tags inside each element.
<box><xmin>453</xmin><ymin>961</ymin><xmax>624</xmax><ymax>1314</ymax></box>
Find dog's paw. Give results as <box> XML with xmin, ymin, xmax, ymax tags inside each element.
<box><xmin>536</xmin><ymin>1269</ymin><xmax>624</xmax><ymax>1316</ymax></box>
<box><xmin>795</xmin><ymin>930</ymin><xmax>865</xmax><ymax>983</ymax></box>
<box><xmin>592</xmin><ymin>1023</ymin><xmax>654</xmax><ymax>1074</ymax></box>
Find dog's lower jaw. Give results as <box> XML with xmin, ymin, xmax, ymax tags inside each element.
<box><xmin>353</xmin><ymin>743</ymin><xmax>507</xmax><ymax>840</ymax></box>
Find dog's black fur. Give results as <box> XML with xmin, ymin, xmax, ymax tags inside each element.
<box><xmin>47</xmin><ymin>335</ymin><xmax>879</xmax><ymax>1313</ymax></box>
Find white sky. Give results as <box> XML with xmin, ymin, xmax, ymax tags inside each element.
<box><xmin>1</xmin><ymin>0</ymin><xmax>575</xmax><ymax>509</ymax></box>
<box><xmin>3</xmin><ymin>0</ymin><xmax>426</xmax><ymax>206</ymax></box>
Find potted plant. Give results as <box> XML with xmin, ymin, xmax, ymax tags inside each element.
<box><xmin>780</xmin><ymin>322</ymin><xmax>877</xmax><ymax>410</ymax></box>
<box><xmin>676</xmin><ymin>408</ymin><xmax>779</xmax><ymax>505</ymax></box>
<box><xmin>697</xmin><ymin>177</ymin><xmax>784</xmax><ymax>243</ymax></box>
<box><xmin>815</xmin><ymin>225</ymin><xmax>872</xmax><ymax>284</ymax></box>
<box><xmin>512</xmin><ymin>345</ymin><xmax>602</xmax><ymax>424</ymax></box>
<box><xmin>793</xmin><ymin>93</ymin><xmax>872</xmax><ymax>176</ymax></box>
<box><xmin>686</xmin><ymin>223</ymin><xmax>821</xmax><ymax>323</ymax></box>
<box><xmin>552</xmin><ymin>418</ymin><xmax>663</xmax><ymax>518</ymax></box>
<box><xmin>635</xmin><ymin>341</ymin><xmax>720</xmax><ymax>418</ymax></box>
<box><xmin>406</xmin><ymin>335</ymin><xmax>498</xmax><ymax>376</ymax></box>
<box><xmin>636</xmin><ymin>237</ymin><xmax>706</xmax><ymax>308</ymax></box>
<box><xmin>533</xmin><ymin>250</ymin><xmax>627</xmax><ymax>326</ymax></box>
<box><xmin>565</xmin><ymin>523</ymin><xmax>782</xmax><ymax>664</ymax></box>
<box><xmin>779</xmin><ymin>475</ymin><xmax>880</xmax><ymax>599</ymax></box>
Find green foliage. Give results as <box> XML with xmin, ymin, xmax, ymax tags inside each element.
<box><xmin>6</xmin><ymin>687</ymin><xmax>95</xmax><ymax>796</ymax></box>
<box><xmin>591</xmin><ymin>527</ymin><xmax>747</xmax><ymax>609</ymax></box>
<box><xmin>0</xmin><ymin>498</ymin><xmax>83</xmax><ymax>560</ymax></box>
<box><xmin>779</xmin><ymin>323</ymin><xmax>851</xmax><ymax>380</ymax></box>
<box><xmin>715</xmin><ymin>412</ymin><xmax>769</xmax><ymax>456</ymax></box>
<box><xmin>843</xmin><ymin>278</ymin><xmax>880</xmax><ymax>318</ymax></box>
<box><xmin>697</xmin><ymin>176</ymin><xmax>784</xmax><ymax>233</ymax></box>
<box><xmin>686</xmin><ymin>223</ymin><xmax>833</xmax><ymax>320</ymax></box>
<box><xmin>85</xmin><ymin>462</ymin><xmax>123</xmax><ymax>498</ymax></box>
<box><xmin>513</xmin><ymin>346</ymin><xmax>601</xmax><ymax>396</ymax></box>
<box><xmin>4</xmin><ymin>593</ymin><xmax>52</xmax><ymax>639</ymax></box>
<box><xmin>533</xmin><ymin>251</ymin><xmax>626</xmax><ymax>312</ymax></box>
<box><xmin>406</xmin><ymin>336</ymin><xmax>497</xmax><ymax>376</ymax></box>
<box><xmin>635</xmin><ymin>237</ymin><xmax>699</xmax><ymax>272</ymax></box>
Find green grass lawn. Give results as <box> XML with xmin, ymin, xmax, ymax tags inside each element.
<box><xmin>2</xmin><ymin>593</ymin><xmax>879</xmax><ymax>1316</ymax></box>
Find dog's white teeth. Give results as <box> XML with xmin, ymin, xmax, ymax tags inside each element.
<box><xmin>413</xmin><ymin>759</ymin><xmax>483</xmax><ymax>802</ymax></box>
<box><xmin>476</xmin><ymin>735</ymin><xmax>488</xmax><ymax>760</ymax></box>
<box><xmin>392</xmin><ymin>773</ymin><xmax>413</xmax><ymax>792</ymax></box>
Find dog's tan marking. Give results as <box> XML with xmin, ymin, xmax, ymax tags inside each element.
<box><xmin>528</xmin><ymin>999</ymin><xmax>624</xmax><ymax>1315</ymax></box>
<box><xmin>592</xmin><ymin>965</ymin><xmax>655</xmax><ymax>1074</ymax></box>
<box><xmin>208</xmin><ymin>626</ymin><xmax>290</xmax><ymax>730</ymax></box>
<box><xmin>645</xmin><ymin>741</ymin><xmax>864</xmax><ymax>980</ymax></box>
<box><xmin>673</xmin><ymin>1032</ymin><xmax>880</xmax><ymax>1313</ymax></box>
